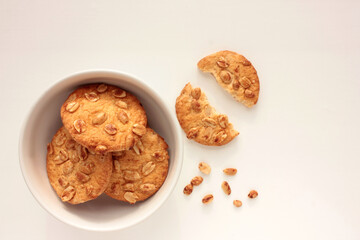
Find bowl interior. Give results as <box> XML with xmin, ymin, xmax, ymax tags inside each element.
<box><xmin>20</xmin><ymin>71</ymin><xmax>182</xmax><ymax>231</ymax></box>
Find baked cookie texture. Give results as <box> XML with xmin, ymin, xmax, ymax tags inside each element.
<box><xmin>175</xmin><ymin>83</ymin><xmax>239</xmax><ymax>146</ymax></box>
<box><xmin>61</xmin><ymin>83</ymin><xmax>147</xmax><ymax>154</ymax></box>
<box><xmin>46</xmin><ymin>127</ymin><xmax>113</xmax><ymax>204</ymax></box>
<box><xmin>198</xmin><ymin>50</ymin><xmax>260</xmax><ymax>108</ymax></box>
<box><xmin>105</xmin><ymin>128</ymin><xmax>169</xmax><ymax>204</ymax></box>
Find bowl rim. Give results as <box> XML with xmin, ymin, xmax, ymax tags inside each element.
<box><xmin>18</xmin><ymin>69</ymin><xmax>184</xmax><ymax>231</ymax></box>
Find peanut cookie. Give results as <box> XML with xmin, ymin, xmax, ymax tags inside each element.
<box><xmin>105</xmin><ymin>128</ymin><xmax>169</xmax><ymax>204</ymax></box>
<box><xmin>175</xmin><ymin>83</ymin><xmax>239</xmax><ymax>146</ymax></box>
<box><xmin>46</xmin><ymin>127</ymin><xmax>113</xmax><ymax>204</ymax></box>
<box><xmin>61</xmin><ymin>83</ymin><xmax>147</xmax><ymax>154</ymax></box>
<box><xmin>198</xmin><ymin>50</ymin><xmax>260</xmax><ymax>108</ymax></box>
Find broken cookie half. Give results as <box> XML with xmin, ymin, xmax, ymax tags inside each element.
<box><xmin>175</xmin><ymin>83</ymin><xmax>239</xmax><ymax>146</ymax></box>
<box><xmin>198</xmin><ymin>50</ymin><xmax>260</xmax><ymax>108</ymax></box>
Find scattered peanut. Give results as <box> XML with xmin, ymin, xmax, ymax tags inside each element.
<box><xmin>183</xmin><ymin>163</ymin><xmax>257</xmax><ymax>209</ymax></box>
<box><xmin>223</xmin><ymin>168</ymin><xmax>237</xmax><ymax>176</ymax></box>
<box><xmin>191</xmin><ymin>176</ymin><xmax>203</xmax><ymax>186</ymax></box>
<box><xmin>221</xmin><ymin>181</ymin><xmax>231</xmax><ymax>195</ymax></box>
<box><xmin>233</xmin><ymin>200</ymin><xmax>242</xmax><ymax>207</ymax></box>
<box><xmin>183</xmin><ymin>184</ymin><xmax>193</xmax><ymax>195</ymax></box>
<box><xmin>198</xmin><ymin>162</ymin><xmax>211</xmax><ymax>175</ymax></box>
<box><xmin>248</xmin><ymin>190</ymin><xmax>258</xmax><ymax>199</ymax></box>
<box><xmin>202</xmin><ymin>194</ymin><xmax>214</xmax><ymax>204</ymax></box>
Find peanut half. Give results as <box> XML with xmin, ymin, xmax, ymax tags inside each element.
<box><xmin>248</xmin><ymin>190</ymin><xmax>258</xmax><ymax>199</ymax></box>
<box><xmin>233</xmin><ymin>200</ymin><xmax>242</xmax><ymax>207</ymax></box>
<box><xmin>198</xmin><ymin>162</ymin><xmax>211</xmax><ymax>175</ymax></box>
<box><xmin>221</xmin><ymin>181</ymin><xmax>231</xmax><ymax>195</ymax></box>
<box><xmin>202</xmin><ymin>194</ymin><xmax>214</xmax><ymax>204</ymax></box>
<box><xmin>223</xmin><ymin>168</ymin><xmax>237</xmax><ymax>176</ymax></box>
<box><xmin>183</xmin><ymin>184</ymin><xmax>193</xmax><ymax>195</ymax></box>
<box><xmin>191</xmin><ymin>176</ymin><xmax>203</xmax><ymax>186</ymax></box>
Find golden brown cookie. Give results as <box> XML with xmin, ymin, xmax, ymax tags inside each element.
<box><xmin>105</xmin><ymin>128</ymin><xmax>169</xmax><ymax>204</ymax></box>
<box><xmin>198</xmin><ymin>50</ymin><xmax>260</xmax><ymax>108</ymax></box>
<box><xmin>46</xmin><ymin>127</ymin><xmax>113</xmax><ymax>204</ymax></box>
<box><xmin>175</xmin><ymin>83</ymin><xmax>239</xmax><ymax>146</ymax></box>
<box><xmin>61</xmin><ymin>83</ymin><xmax>147</xmax><ymax>154</ymax></box>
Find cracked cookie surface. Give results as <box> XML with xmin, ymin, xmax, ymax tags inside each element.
<box><xmin>198</xmin><ymin>50</ymin><xmax>260</xmax><ymax>108</ymax></box>
<box><xmin>175</xmin><ymin>83</ymin><xmax>239</xmax><ymax>146</ymax></box>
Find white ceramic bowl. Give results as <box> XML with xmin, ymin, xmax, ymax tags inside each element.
<box><xmin>19</xmin><ymin>69</ymin><xmax>183</xmax><ymax>231</ymax></box>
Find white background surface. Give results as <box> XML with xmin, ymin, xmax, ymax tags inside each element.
<box><xmin>1</xmin><ymin>0</ymin><xmax>360</xmax><ymax>239</ymax></box>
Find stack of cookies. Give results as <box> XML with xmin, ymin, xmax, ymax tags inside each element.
<box><xmin>46</xmin><ymin>83</ymin><xmax>169</xmax><ymax>204</ymax></box>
